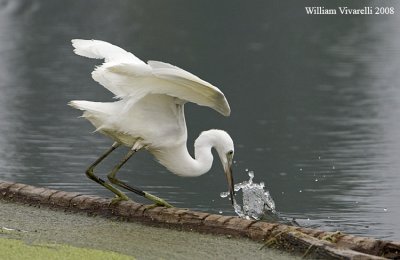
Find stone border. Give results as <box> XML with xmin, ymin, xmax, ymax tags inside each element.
<box><xmin>0</xmin><ymin>181</ymin><xmax>399</xmax><ymax>259</ymax></box>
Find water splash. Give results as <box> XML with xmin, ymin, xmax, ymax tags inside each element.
<box><xmin>221</xmin><ymin>170</ymin><xmax>278</xmax><ymax>221</ymax></box>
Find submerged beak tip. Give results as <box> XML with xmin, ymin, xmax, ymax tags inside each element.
<box><xmin>224</xmin><ymin>158</ymin><xmax>234</xmax><ymax>205</ymax></box>
<box><xmin>230</xmin><ymin>193</ymin><xmax>235</xmax><ymax>205</ymax></box>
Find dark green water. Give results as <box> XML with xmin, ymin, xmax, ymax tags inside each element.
<box><xmin>1</xmin><ymin>0</ymin><xmax>400</xmax><ymax>240</ymax></box>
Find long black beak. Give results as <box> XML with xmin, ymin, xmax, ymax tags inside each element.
<box><xmin>224</xmin><ymin>163</ymin><xmax>235</xmax><ymax>205</ymax></box>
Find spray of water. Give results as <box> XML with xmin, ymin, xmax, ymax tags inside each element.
<box><xmin>220</xmin><ymin>170</ymin><xmax>278</xmax><ymax>221</ymax></box>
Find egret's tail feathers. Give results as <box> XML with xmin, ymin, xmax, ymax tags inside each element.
<box><xmin>68</xmin><ymin>100</ymin><xmax>109</xmax><ymax>114</ymax></box>
<box><xmin>69</xmin><ymin>100</ymin><xmax>94</xmax><ymax>111</ymax></box>
<box><xmin>68</xmin><ymin>100</ymin><xmax>112</xmax><ymax>132</ymax></box>
<box><xmin>68</xmin><ymin>100</ymin><xmax>83</xmax><ymax>110</ymax></box>
<box><xmin>71</xmin><ymin>39</ymin><xmax>145</xmax><ymax>64</ymax></box>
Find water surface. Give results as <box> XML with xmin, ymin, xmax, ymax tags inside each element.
<box><xmin>1</xmin><ymin>0</ymin><xmax>400</xmax><ymax>240</ymax></box>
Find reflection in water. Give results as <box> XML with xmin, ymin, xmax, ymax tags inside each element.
<box><xmin>0</xmin><ymin>1</ymin><xmax>28</xmax><ymax>179</ymax></box>
<box><xmin>0</xmin><ymin>0</ymin><xmax>400</xmax><ymax>240</ymax></box>
<box><xmin>317</xmin><ymin>11</ymin><xmax>400</xmax><ymax>239</ymax></box>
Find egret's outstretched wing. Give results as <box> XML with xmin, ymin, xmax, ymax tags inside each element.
<box><xmin>149</xmin><ymin>60</ymin><xmax>230</xmax><ymax>116</ymax></box>
<box><xmin>93</xmin><ymin>61</ymin><xmax>230</xmax><ymax>116</ymax></box>
<box><xmin>71</xmin><ymin>39</ymin><xmax>145</xmax><ymax>65</ymax></box>
<box><xmin>72</xmin><ymin>39</ymin><xmax>231</xmax><ymax>116</ymax></box>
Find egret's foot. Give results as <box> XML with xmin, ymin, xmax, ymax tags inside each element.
<box><xmin>145</xmin><ymin>204</ymin><xmax>162</xmax><ymax>210</ymax></box>
<box><xmin>144</xmin><ymin>192</ymin><xmax>173</xmax><ymax>208</ymax></box>
<box><xmin>321</xmin><ymin>231</ymin><xmax>342</xmax><ymax>243</ymax></box>
<box><xmin>109</xmin><ymin>194</ymin><xmax>130</xmax><ymax>205</ymax></box>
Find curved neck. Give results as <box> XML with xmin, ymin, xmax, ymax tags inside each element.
<box><xmin>151</xmin><ymin>134</ymin><xmax>215</xmax><ymax>177</ymax></box>
<box><xmin>152</xmin><ymin>129</ymin><xmax>233</xmax><ymax>177</ymax></box>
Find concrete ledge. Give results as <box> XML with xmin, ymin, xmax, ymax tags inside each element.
<box><xmin>1</xmin><ymin>181</ymin><xmax>399</xmax><ymax>259</ymax></box>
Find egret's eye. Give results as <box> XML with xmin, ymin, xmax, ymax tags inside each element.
<box><xmin>227</xmin><ymin>150</ymin><xmax>234</xmax><ymax>156</ymax></box>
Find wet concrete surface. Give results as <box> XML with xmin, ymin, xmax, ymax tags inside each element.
<box><xmin>0</xmin><ymin>200</ymin><xmax>299</xmax><ymax>259</ymax></box>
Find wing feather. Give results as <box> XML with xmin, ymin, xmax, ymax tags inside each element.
<box><xmin>104</xmin><ymin>62</ymin><xmax>230</xmax><ymax>116</ymax></box>
<box><xmin>73</xmin><ymin>40</ymin><xmax>231</xmax><ymax>116</ymax></box>
<box><xmin>72</xmin><ymin>39</ymin><xmax>145</xmax><ymax>65</ymax></box>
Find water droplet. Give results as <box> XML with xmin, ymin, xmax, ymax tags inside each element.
<box><xmin>219</xmin><ymin>210</ymin><xmax>223</xmax><ymax>214</ymax></box>
<box><xmin>248</xmin><ymin>171</ymin><xmax>254</xmax><ymax>178</ymax></box>
<box><xmin>220</xmin><ymin>191</ymin><xmax>229</xmax><ymax>198</ymax></box>
<box><xmin>315</xmin><ymin>178</ymin><xmax>318</xmax><ymax>182</ymax></box>
<box><xmin>281</xmin><ymin>191</ymin><xmax>285</xmax><ymax>195</ymax></box>
<box><xmin>299</xmin><ymin>190</ymin><xmax>302</xmax><ymax>193</ymax></box>
<box><xmin>245</xmin><ymin>168</ymin><xmax>249</xmax><ymax>172</ymax></box>
<box><xmin>384</xmin><ymin>208</ymin><xmax>388</xmax><ymax>212</ymax></box>
<box><xmin>233</xmin><ymin>160</ymin><xmax>237</xmax><ymax>164</ymax></box>
<box><xmin>318</xmin><ymin>156</ymin><xmax>321</xmax><ymax>160</ymax></box>
<box><xmin>332</xmin><ymin>165</ymin><xmax>335</xmax><ymax>170</ymax></box>
<box><xmin>300</xmin><ymin>168</ymin><xmax>303</xmax><ymax>171</ymax></box>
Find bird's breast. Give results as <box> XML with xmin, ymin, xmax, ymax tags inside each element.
<box><xmin>105</xmin><ymin>95</ymin><xmax>187</xmax><ymax>149</ymax></box>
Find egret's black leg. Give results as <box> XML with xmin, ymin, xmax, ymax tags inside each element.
<box><xmin>107</xmin><ymin>148</ymin><xmax>173</xmax><ymax>208</ymax></box>
<box><xmin>86</xmin><ymin>142</ymin><xmax>129</xmax><ymax>201</ymax></box>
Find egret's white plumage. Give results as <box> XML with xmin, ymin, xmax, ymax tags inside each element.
<box><xmin>69</xmin><ymin>39</ymin><xmax>235</xmax><ymax>205</ymax></box>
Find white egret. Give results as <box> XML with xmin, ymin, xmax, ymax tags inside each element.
<box><xmin>69</xmin><ymin>39</ymin><xmax>235</xmax><ymax>207</ymax></box>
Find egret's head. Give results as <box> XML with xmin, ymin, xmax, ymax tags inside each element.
<box><xmin>199</xmin><ymin>130</ymin><xmax>235</xmax><ymax>204</ymax></box>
